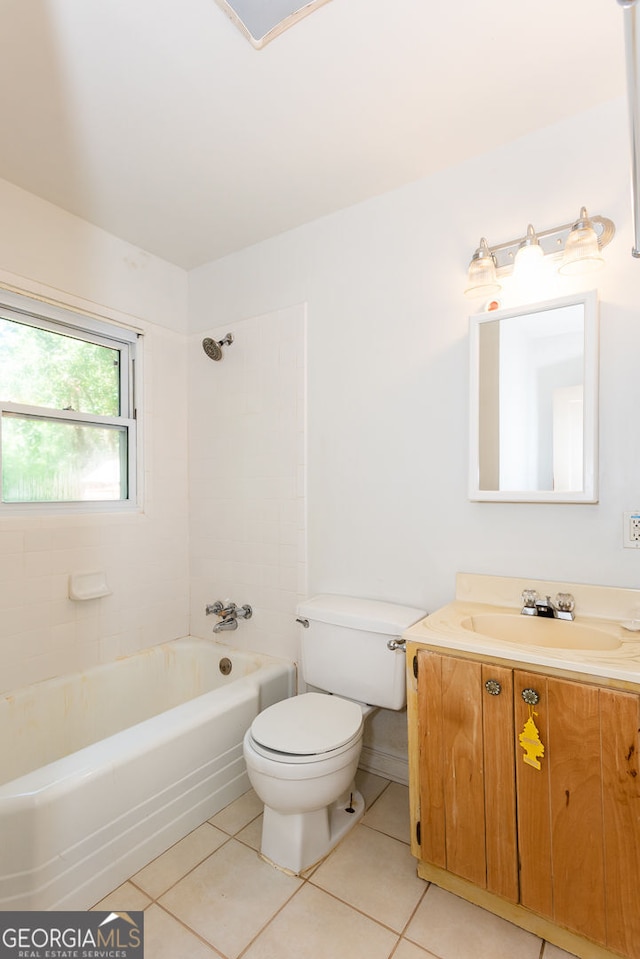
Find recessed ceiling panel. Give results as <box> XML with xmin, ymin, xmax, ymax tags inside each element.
<box><xmin>214</xmin><ymin>0</ymin><xmax>333</xmax><ymax>48</ymax></box>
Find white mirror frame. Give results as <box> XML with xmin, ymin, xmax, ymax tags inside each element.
<box><xmin>468</xmin><ymin>291</ymin><xmax>599</xmax><ymax>504</ymax></box>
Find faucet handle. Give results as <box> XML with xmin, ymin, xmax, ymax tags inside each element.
<box><xmin>555</xmin><ymin>592</ymin><xmax>575</xmax><ymax>613</ymax></box>
<box><xmin>205</xmin><ymin>601</ymin><xmax>225</xmax><ymax>616</ymax></box>
<box><xmin>206</xmin><ymin>600</ymin><xmax>237</xmax><ymax>617</ymax></box>
<box><xmin>521</xmin><ymin>589</ymin><xmax>538</xmax><ymax>608</ymax></box>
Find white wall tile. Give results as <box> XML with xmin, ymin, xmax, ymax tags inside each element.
<box><xmin>0</xmin><ymin>317</ymin><xmax>190</xmax><ymax>693</ymax></box>
<box><xmin>188</xmin><ymin>305</ymin><xmax>307</xmax><ymax>664</ymax></box>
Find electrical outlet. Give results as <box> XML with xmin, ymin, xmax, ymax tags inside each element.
<box><xmin>623</xmin><ymin>512</ymin><xmax>640</xmax><ymax>548</ymax></box>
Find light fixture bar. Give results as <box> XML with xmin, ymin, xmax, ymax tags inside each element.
<box><xmin>484</xmin><ymin>214</ymin><xmax>615</xmax><ymax>274</ymax></box>
<box><xmin>464</xmin><ymin>207</ymin><xmax>616</xmax><ymax>297</ymax></box>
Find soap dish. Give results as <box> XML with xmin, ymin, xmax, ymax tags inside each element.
<box><xmin>69</xmin><ymin>571</ymin><xmax>111</xmax><ymax>601</ymax></box>
<box><xmin>621</xmin><ymin>620</ymin><xmax>640</xmax><ymax>632</ymax></box>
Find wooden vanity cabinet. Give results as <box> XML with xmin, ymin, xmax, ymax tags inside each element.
<box><xmin>416</xmin><ymin>652</ymin><xmax>518</xmax><ymax>900</ymax></box>
<box><xmin>408</xmin><ymin>645</ymin><xmax>640</xmax><ymax>959</ymax></box>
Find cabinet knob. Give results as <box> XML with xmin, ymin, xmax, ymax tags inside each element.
<box><xmin>521</xmin><ymin>687</ymin><xmax>540</xmax><ymax>706</ymax></box>
<box><xmin>485</xmin><ymin>679</ymin><xmax>502</xmax><ymax>696</ymax></box>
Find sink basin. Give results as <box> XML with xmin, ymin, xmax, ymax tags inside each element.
<box><xmin>461</xmin><ymin>614</ymin><xmax>621</xmax><ymax>651</ymax></box>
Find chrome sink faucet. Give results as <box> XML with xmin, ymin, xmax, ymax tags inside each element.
<box><xmin>521</xmin><ymin>590</ymin><xmax>575</xmax><ymax>620</ymax></box>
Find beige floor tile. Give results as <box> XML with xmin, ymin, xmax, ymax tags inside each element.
<box><xmin>242</xmin><ymin>883</ymin><xmax>399</xmax><ymax>959</ymax></box>
<box><xmin>542</xmin><ymin>944</ymin><xmax>579</xmax><ymax>959</ymax></box>
<box><xmin>363</xmin><ymin>781</ymin><xmax>411</xmax><ymax>843</ymax></box>
<box><xmin>132</xmin><ymin>822</ymin><xmax>229</xmax><ymax>899</ymax></box>
<box><xmin>235</xmin><ymin>811</ymin><xmax>263</xmax><ymax>851</ymax></box>
<box><xmin>393</xmin><ymin>940</ymin><xmax>440</xmax><ymax>959</ymax></box>
<box><xmin>311</xmin><ymin>824</ymin><xmax>426</xmax><ymax>932</ymax></box>
<box><xmin>159</xmin><ymin>838</ymin><xmax>301</xmax><ymax>958</ymax></box>
<box><xmin>356</xmin><ymin>769</ymin><xmax>391</xmax><ymax>808</ymax></box>
<box><xmin>209</xmin><ymin>788</ymin><xmax>263</xmax><ymax>835</ymax></box>
<box><xmin>405</xmin><ymin>886</ymin><xmax>542</xmax><ymax>959</ymax></box>
<box><xmin>92</xmin><ymin>881</ymin><xmax>151</xmax><ymax>912</ymax></box>
<box><xmin>143</xmin><ymin>904</ymin><xmax>224</xmax><ymax>959</ymax></box>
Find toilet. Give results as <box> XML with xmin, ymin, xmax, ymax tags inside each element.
<box><xmin>242</xmin><ymin>594</ymin><xmax>426</xmax><ymax>874</ymax></box>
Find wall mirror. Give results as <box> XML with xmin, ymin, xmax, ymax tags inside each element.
<box><xmin>468</xmin><ymin>291</ymin><xmax>598</xmax><ymax>503</ymax></box>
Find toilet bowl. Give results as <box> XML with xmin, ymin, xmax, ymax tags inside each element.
<box><xmin>243</xmin><ymin>692</ymin><xmax>367</xmax><ymax>873</ymax></box>
<box><xmin>243</xmin><ymin>594</ymin><xmax>427</xmax><ymax>875</ymax></box>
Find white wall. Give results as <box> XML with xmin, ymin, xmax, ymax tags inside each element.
<box><xmin>0</xmin><ymin>179</ymin><xmax>190</xmax><ymax>694</ymax></box>
<box><xmin>3</xmin><ymin>93</ymin><xmax>639</xmax><ymax>779</ymax></box>
<box><xmin>190</xmin><ymin>97</ymin><xmax>640</xmax><ymax>615</ymax></box>
<box><xmin>189</xmin><ymin>96</ymin><xmax>640</xmax><ymax>779</ymax></box>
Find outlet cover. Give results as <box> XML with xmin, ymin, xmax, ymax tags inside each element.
<box><xmin>623</xmin><ymin>511</ymin><xmax>640</xmax><ymax>549</ymax></box>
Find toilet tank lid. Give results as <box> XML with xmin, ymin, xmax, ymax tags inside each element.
<box><xmin>296</xmin><ymin>594</ymin><xmax>426</xmax><ymax>635</ymax></box>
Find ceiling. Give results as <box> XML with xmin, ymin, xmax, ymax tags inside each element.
<box><xmin>0</xmin><ymin>0</ymin><xmax>627</xmax><ymax>270</ymax></box>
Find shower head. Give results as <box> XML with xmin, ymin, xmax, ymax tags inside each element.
<box><xmin>202</xmin><ymin>333</ymin><xmax>234</xmax><ymax>361</ymax></box>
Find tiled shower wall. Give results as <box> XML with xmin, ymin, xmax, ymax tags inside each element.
<box><xmin>0</xmin><ymin>301</ymin><xmax>306</xmax><ymax>696</ymax></box>
<box><xmin>0</xmin><ymin>322</ymin><xmax>191</xmax><ymax>695</ymax></box>
<box><xmin>188</xmin><ymin>304</ymin><xmax>307</xmax><ymax>665</ymax></box>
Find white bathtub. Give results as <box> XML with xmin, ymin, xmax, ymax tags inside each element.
<box><xmin>0</xmin><ymin>637</ymin><xmax>295</xmax><ymax>911</ymax></box>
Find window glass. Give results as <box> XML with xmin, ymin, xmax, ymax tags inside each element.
<box><xmin>2</xmin><ymin>414</ymin><xmax>127</xmax><ymax>502</ymax></box>
<box><xmin>0</xmin><ymin>316</ymin><xmax>120</xmax><ymax>416</ymax></box>
<box><xmin>0</xmin><ymin>293</ymin><xmax>139</xmax><ymax>509</ymax></box>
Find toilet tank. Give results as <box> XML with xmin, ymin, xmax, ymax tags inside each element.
<box><xmin>296</xmin><ymin>594</ymin><xmax>426</xmax><ymax>710</ymax></box>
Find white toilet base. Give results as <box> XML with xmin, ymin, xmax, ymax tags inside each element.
<box><xmin>260</xmin><ymin>786</ymin><xmax>365</xmax><ymax>875</ymax></box>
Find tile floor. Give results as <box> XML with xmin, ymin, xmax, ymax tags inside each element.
<box><xmin>94</xmin><ymin>772</ymin><xmax>577</xmax><ymax>959</ymax></box>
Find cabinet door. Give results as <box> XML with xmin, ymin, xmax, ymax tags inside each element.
<box><xmin>515</xmin><ymin>672</ymin><xmax>606</xmax><ymax>944</ymax></box>
<box><xmin>600</xmin><ymin>688</ymin><xmax>640</xmax><ymax>959</ymax></box>
<box><xmin>417</xmin><ymin>650</ymin><xmax>518</xmax><ymax>900</ymax></box>
<box><xmin>514</xmin><ymin>671</ymin><xmax>553</xmax><ymax>918</ymax></box>
<box><xmin>417</xmin><ymin>649</ymin><xmax>447</xmax><ymax>868</ymax></box>
<box><xmin>440</xmin><ymin>655</ymin><xmax>486</xmax><ymax>886</ymax></box>
<box><xmin>481</xmin><ymin>663</ymin><xmax>518</xmax><ymax>901</ymax></box>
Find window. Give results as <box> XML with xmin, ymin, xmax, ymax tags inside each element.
<box><xmin>0</xmin><ymin>291</ymin><xmax>139</xmax><ymax>508</ymax></box>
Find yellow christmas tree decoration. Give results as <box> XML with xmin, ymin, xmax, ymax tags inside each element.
<box><xmin>519</xmin><ymin>714</ymin><xmax>545</xmax><ymax>770</ymax></box>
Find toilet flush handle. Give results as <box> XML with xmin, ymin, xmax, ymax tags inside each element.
<box><xmin>387</xmin><ymin>638</ymin><xmax>406</xmax><ymax>652</ymax></box>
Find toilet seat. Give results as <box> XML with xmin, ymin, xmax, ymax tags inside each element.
<box><xmin>248</xmin><ymin>692</ymin><xmax>363</xmax><ymax>763</ymax></box>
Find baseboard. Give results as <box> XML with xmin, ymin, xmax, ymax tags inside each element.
<box><xmin>358</xmin><ymin>745</ymin><xmax>408</xmax><ymax>786</ymax></box>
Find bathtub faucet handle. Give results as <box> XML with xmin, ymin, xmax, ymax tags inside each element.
<box><xmin>205</xmin><ymin>601</ymin><xmax>226</xmax><ymax>616</ymax></box>
<box><xmin>206</xmin><ymin>600</ymin><xmax>239</xmax><ymax>617</ymax></box>
<box><xmin>218</xmin><ymin>602</ymin><xmax>237</xmax><ymax>617</ymax></box>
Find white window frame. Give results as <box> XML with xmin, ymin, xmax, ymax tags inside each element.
<box><xmin>0</xmin><ymin>290</ymin><xmax>141</xmax><ymax>512</ymax></box>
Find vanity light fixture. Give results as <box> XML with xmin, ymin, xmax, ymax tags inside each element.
<box><xmin>463</xmin><ymin>237</ymin><xmax>501</xmax><ymax>298</ymax></box>
<box><xmin>513</xmin><ymin>223</ymin><xmax>545</xmax><ymax>280</ymax></box>
<box><xmin>515</xmin><ymin>223</ymin><xmax>544</xmax><ymax>265</ymax></box>
<box><xmin>558</xmin><ymin>207</ymin><xmax>606</xmax><ymax>275</ymax></box>
<box><xmin>464</xmin><ymin>206</ymin><xmax>615</xmax><ymax>297</ymax></box>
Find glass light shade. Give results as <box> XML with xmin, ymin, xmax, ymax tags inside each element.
<box><xmin>513</xmin><ymin>225</ymin><xmax>545</xmax><ymax>285</ymax></box>
<box><xmin>559</xmin><ymin>214</ymin><xmax>604</xmax><ymax>275</ymax></box>
<box><xmin>464</xmin><ymin>239</ymin><xmax>501</xmax><ymax>298</ymax></box>
<box><xmin>514</xmin><ymin>241</ymin><xmax>544</xmax><ymax>269</ymax></box>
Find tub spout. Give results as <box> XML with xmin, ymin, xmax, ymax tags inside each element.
<box><xmin>213</xmin><ymin>615</ymin><xmax>239</xmax><ymax>632</ymax></box>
